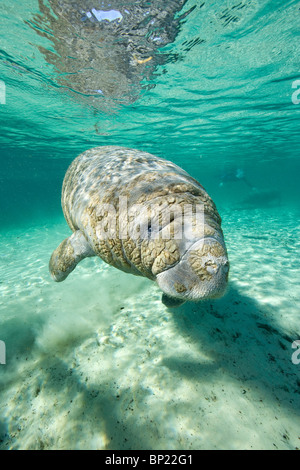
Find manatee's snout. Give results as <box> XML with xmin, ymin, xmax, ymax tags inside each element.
<box><xmin>156</xmin><ymin>238</ymin><xmax>229</xmax><ymax>304</ymax></box>
<box><xmin>188</xmin><ymin>238</ymin><xmax>229</xmax><ymax>299</ymax></box>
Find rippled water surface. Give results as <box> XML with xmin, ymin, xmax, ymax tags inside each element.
<box><xmin>0</xmin><ymin>0</ymin><xmax>300</xmax><ymax>450</ymax></box>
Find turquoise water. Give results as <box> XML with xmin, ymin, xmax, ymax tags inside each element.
<box><xmin>0</xmin><ymin>0</ymin><xmax>300</xmax><ymax>450</ymax></box>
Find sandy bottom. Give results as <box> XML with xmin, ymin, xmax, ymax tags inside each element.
<box><xmin>0</xmin><ymin>207</ymin><xmax>299</xmax><ymax>450</ymax></box>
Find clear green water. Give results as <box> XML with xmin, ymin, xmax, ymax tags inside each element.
<box><xmin>0</xmin><ymin>0</ymin><xmax>300</xmax><ymax>450</ymax></box>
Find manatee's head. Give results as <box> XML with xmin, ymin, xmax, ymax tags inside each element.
<box><xmin>128</xmin><ymin>193</ymin><xmax>229</xmax><ymax>307</ymax></box>
<box><xmin>156</xmin><ymin>237</ymin><xmax>229</xmax><ymax>306</ymax></box>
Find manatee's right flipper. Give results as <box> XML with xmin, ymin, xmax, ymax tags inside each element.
<box><xmin>49</xmin><ymin>230</ymin><xmax>95</xmax><ymax>282</ymax></box>
<box><xmin>161</xmin><ymin>293</ymin><xmax>186</xmax><ymax>308</ymax></box>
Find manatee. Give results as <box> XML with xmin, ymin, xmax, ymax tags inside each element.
<box><xmin>49</xmin><ymin>146</ymin><xmax>229</xmax><ymax>307</ymax></box>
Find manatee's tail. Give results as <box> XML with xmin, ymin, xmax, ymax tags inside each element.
<box><xmin>49</xmin><ymin>230</ymin><xmax>95</xmax><ymax>282</ymax></box>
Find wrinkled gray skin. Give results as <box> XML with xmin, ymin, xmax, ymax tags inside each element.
<box><xmin>49</xmin><ymin>146</ymin><xmax>229</xmax><ymax>307</ymax></box>
<box><xmin>30</xmin><ymin>0</ymin><xmax>190</xmax><ymax>107</ymax></box>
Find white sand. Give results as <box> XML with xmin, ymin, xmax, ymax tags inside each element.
<box><xmin>0</xmin><ymin>207</ymin><xmax>299</xmax><ymax>450</ymax></box>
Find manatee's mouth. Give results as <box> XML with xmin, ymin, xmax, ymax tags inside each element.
<box><xmin>157</xmin><ymin>263</ymin><xmax>228</xmax><ymax>302</ymax></box>
<box><xmin>156</xmin><ymin>237</ymin><xmax>229</xmax><ymax>302</ymax></box>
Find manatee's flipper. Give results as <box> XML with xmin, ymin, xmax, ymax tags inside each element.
<box><xmin>161</xmin><ymin>293</ymin><xmax>186</xmax><ymax>308</ymax></box>
<box><xmin>49</xmin><ymin>230</ymin><xmax>95</xmax><ymax>282</ymax></box>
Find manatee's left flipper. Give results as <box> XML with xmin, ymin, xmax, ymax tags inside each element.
<box><xmin>161</xmin><ymin>293</ymin><xmax>186</xmax><ymax>308</ymax></box>
<box><xmin>49</xmin><ymin>230</ymin><xmax>95</xmax><ymax>282</ymax></box>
